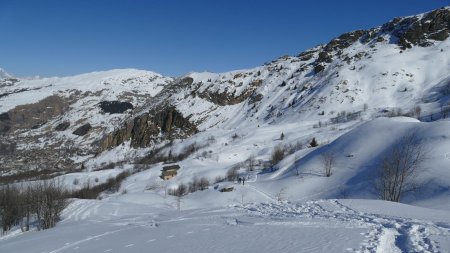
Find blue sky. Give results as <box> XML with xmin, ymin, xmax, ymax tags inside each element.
<box><xmin>0</xmin><ymin>0</ymin><xmax>447</xmax><ymax>77</ymax></box>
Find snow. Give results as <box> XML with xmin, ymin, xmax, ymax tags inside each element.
<box><xmin>1</xmin><ymin>198</ymin><xmax>449</xmax><ymax>253</ymax></box>
<box><xmin>2</xmin><ymin>7</ymin><xmax>450</xmax><ymax>253</ymax></box>
<box><xmin>0</xmin><ymin>68</ymin><xmax>12</xmax><ymax>80</ymax></box>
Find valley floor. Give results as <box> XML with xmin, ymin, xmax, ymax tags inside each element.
<box><xmin>1</xmin><ymin>195</ymin><xmax>450</xmax><ymax>253</ymax></box>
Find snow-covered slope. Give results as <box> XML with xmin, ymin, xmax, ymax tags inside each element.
<box><xmin>0</xmin><ymin>68</ymin><xmax>12</xmax><ymax>80</ymax></box>
<box><xmin>1</xmin><ymin>198</ymin><xmax>449</xmax><ymax>253</ymax></box>
<box><xmin>1</xmin><ymin>6</ymin><xmax>450</xmax><ymax>253</ymax></box>
<box><xmin>0</xmin><ymin>69</ymin><xmax>169</xmax><ymax>113</ymax></box>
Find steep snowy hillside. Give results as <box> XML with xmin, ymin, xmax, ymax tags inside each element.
<box><xmin>87</xmin><ymin>6</ymin><xmax>450</xmax><ymax>196</ymax></box>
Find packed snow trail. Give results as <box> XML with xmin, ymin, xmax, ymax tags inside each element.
<box><xmin>241</xmin><ymin>199</ymin><xmax>450</xmax><ymax>253</ymax></box>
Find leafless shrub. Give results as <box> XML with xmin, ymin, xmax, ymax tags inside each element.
<box><xmin>374</xmin><ymin>130</ymin><xmax>428</xmax><ymax>202</ymax></box>
<box><xmin>226</xmin><ymin>167</ymin><xmax>239</xmax><ymax>182</ymax></box>
<box><xmin>207</xmin><ymin>136</ymin><xmax>216</xmax><ymax>144</ymax></box>
<box><xmin>168</xmin><ymin>183</ymin><xmax>188</xmax><ymax>197</ymax></box>
<box><xmin>271</xmin><ymin>145</ymin><xmax>286</xmax><ymax>166</ymax></box>
<box><xmin>275</xmin><ymin>187</ymin><xmax>287</xmax><ymax>202</ymax></box>
<box><xmin>71</xmin><ymin>171</ymin><xmax>131</xmax><ymax>199</ymax></box>
<box><xmin>414</xmin><ymin>105</ymin><xmax>422</xmax><ymax>119</ymax></box>
<box><xmin>321</xmin><ymin>150</ymin><xmax>335</xmax><ymax>177</ymax></box>
<box><xmin>246</xmin><ymin>155</ymin><xmax>256</xmax><ymax>171</ymax></box>
<box><xmin>145</xmin><ymin>181</ymin><xmax>163</xmax><ymax>191</ymax></box>
<box><xmin>199</xmin><ymin>177</ymin><xmax>210</xmax><ymax>190</ymax></box>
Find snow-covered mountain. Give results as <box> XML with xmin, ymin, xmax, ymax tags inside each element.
<box><xmin>0</xmin><ymin>68</ymin><xmax>12</xmax><ymax>80</ymax></box>
<box><xmin>1</xmin><ymin>6</ymin><xmax>450</xmax><ymax>253</ymax></box>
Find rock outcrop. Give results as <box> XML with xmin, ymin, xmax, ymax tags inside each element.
<box><xmin>197</xmin><ymin>79</ymin><xmax>263</xmax><ymax>106</ymax></box>
<box><xmin>73</xmin><ymin>123</ymin><xmax>92</xmax><ymax>136</ymax></box>
<box><xmin>0</xmin><ymin>95</ymin><xmax>69</xmax><ymax>135</ymax></box>
<box><xmin>99</xmin><ymin>101</ymin><xmax>134</xmax><ymax>114</ymax></box>
<box><xmin>100</xmin><ymin>106</ymin><xmax>197</xmax><ymax>150</ymax></box>
<box><xmin>383</xmin><ymin>8</ymin><xmax>450</xmax><ymax>49</ymax></box>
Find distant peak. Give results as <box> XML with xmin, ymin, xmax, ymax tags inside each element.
<box><xmin>0</xmin><ymin>68</ymin><xmax>13</xmax><ymax>80</ymax></box>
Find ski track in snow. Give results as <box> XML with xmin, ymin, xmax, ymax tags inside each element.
<box><xmin>241</xmin><ymin>199</ymin><xmax>450</xmax><ymax>253</ymax></box>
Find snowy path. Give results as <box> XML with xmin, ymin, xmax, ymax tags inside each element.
<box><xmin>241</xmin><ymin>199</ymin><xmax>450</xmax><ymax>253</ymax></box>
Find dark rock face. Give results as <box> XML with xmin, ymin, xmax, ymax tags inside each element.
<box><xmin>0</xmin><ymin>112</ymin><xmax>10</xmax><ymax>121</ymax></box>
<box><xmin>99</xmin><ymin>101</ymin><xmax>134</xmax><ymax>114</ymax></box>
<box><xmin>100</xmin><ymin>106</ymin><xmax>197</xmax><ymax>150</ymax></box>
<box><xmin>384</xmin><ymin>8</ymin><xmax>450</xmax><ymax>49</ymax></box>
<box><xmin>317</xmin><ymin>52</ymin><xmax>333</xmax><ymax>63</ymax></box>
<box><xmin>73</xmin><ymin>123</ymin><xmax>92</xmax><ymax>136</ymax></box>
<box><xmin>314</xmin><ymin>64</ymin><xmax>325</xmax><ymax>74</ymax></box>
<box><xmin>324</xmin><ymin>30</ymin><xmax>367</xmax><ymax>52</ymax></box>
<box><xmin>0</xmin><ymin>141</ymin><xmax>16</xmax><ymax>155</ymax></box>
<box><xmin>55</xmin><ymin>121</ymin><xmax>70</xmax><ymax>131</ymax></box>
<box><xmin>0</xmin><ymin>95</ymin><xmax>69</xmax><ymax>135</ymax></box>
<box><xmin>248</xmin><ymin>93</ymin><xmax>263</xmax><ymax>105</ymax></box>
<box><xmin>197</xmin><ymin>79</ymin><xmax>263</xmax><ymax>106</ymax></box>
<box><xmin>154</xmin><ymin>107</ymin><xmax>193</xmax><ymax>134</ymax></box>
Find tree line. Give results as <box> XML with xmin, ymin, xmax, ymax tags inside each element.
<box><xmin>0</xmin><ymin>179</ymin><xmax>69</xmax><ymax>234</ymax></box>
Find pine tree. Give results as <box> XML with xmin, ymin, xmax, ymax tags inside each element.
<box><xmin>309</xmin><ymin>138</ymin><xmax>318</xmax><ymax>147</ymax></box>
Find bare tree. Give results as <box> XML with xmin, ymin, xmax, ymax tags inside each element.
<box><xmin>0</xmin><ymin>178</ymin><xmax>69</xmax><ymax>233</ymax></box>
<box><xmin>33</xmin><ymin>179</ymin><xmax>70</xmax><ymax>230</ymax></box>
<box><xmin>271</xmin><ymin>145</ymin><xmax>286</xmax><ymax>166</ymax></box>
<box><xmin>321</xmin><ymin>150</ymin><xmax>335</xmax><ymax>177</ymax></box>
<box><xmin>414</xmin><ymin>105</ymin><xmax>422</xmax><ymax>119</ymax></box>
<box><xmin>247</xmin><ymin>155</ymin><xmax>256</xmax><ymax>172</ymax></box>
<box><xmin>275</xmin><ymin>187</ymin><xmax>287</xmax><ymax>202</ymax></box>
<box><xmin>199</xmin><ymin>177</ymin><xmax>210</xmax><ymax>190</ymax></box>
<box><xmin>226</xmin><ymin>167</ymin><xmax>239</xmax><ymax>182</ymax></box>
<box><xmin>374</xmin><ymin>131</ymin><xmax>427</xmax><ymax>202</ymax></box>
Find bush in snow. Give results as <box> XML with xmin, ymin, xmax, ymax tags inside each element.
<box><xmin>374</xmin><ymin>131</ymin><xmax>428</xmax><ymax>202</ymax></box>
<box><xmin>271</xmin><ymin>145</ymin><xmax>286</xmax><ymax>166</ymax></box>
<box><xmin>226</xmin><ymin>167</ymin><xmax>239</xmax><ymax>182</ymax></box>
<box><xmin>320</xmin><ymin>150</ymin><xmax>335</xmax><ymax>177</ymax></box>
<box><xmin>71</xmin><ymin>171</ymin><xmax>131</xmax><ymax>199</ymax></box>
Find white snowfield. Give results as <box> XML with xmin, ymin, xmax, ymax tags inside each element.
<box><xmin>0</xmin><ymin>198</ymin><xmax>449</xmax><ymax>252</ymax></box>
